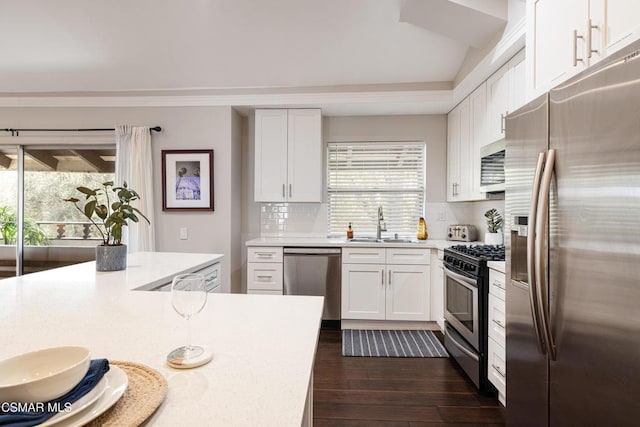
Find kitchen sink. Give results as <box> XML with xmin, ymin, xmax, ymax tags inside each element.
<box><xmin>347</xmin><ymin>238</ymin><xmax>417</xmax><ymax>244</ymax></box>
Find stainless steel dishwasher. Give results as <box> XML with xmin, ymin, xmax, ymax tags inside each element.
<box><xmin>283</xmin><ymin>247</ymin><xmax>341</xmax><ymax>321</ymax></box>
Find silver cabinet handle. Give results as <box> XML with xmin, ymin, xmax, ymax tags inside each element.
<box><xmin>500</xmin><ymin>112</ymin><xmax>508</xmax><ymax>134</ymax></box>
<box><xmin>535</xmin><ymin>148</ymin><xmax>557</xmax><ymax>361</ymax></box>
<box><xmin>492</xmin><ymin>364</ymin><xmax>506</xmax><ymax>378</ymax></box>
<box><xmin>528</xmin><ymin>152</ymin><xmax>547</xmax><ymax>355</ymax></box>
<box><xmin>587</xmin><ymin>18</ymin><xmax>599</xmax><ymax>58</ymax></box>
<box><xmin>289</xmin><ymin>183</ymin><xmax>292</xmax><ymax>198</ymax></box>
<box><xmin>388</xmin><ymin>270</ymin><xmax>391</xmax><ymax>287</ymax></box>
<box><xmin>255</xmin><ymin>252</ymin><xmax>274</xmax><ymax>257</ymax></box>
<box><xmin>282</xmin><ymin>184</ymin><xmax>285</xmax><ymax>198</ymax></box>
<box><xmin>573</xmin><ymin>29</ymin><xmax>584</xmax><ymax>66</ymax></box>
<box><xmin>492</xmin><ymin>280</ymin><xmax>505</xmax><ymax>290</ymax></box>
<box><xmin>381</xmin><ymin>270</ymin><xmax>384</xmax><ymax>285</ymax></box>
<box><xmin>492</xmin><ymin>318</ymin><xmax>505</xmax><ymax>328</ymax></box>
<box><xmin>256</xmin><ymin>275</ymin><xmax>272</xmax><ymax>280</ymax></box>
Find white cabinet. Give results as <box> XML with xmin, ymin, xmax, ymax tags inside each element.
<box><xmin>247</xmin><ymin>246</ymin><xmax>283</xmax><ymax>294</ymax></box>
<box><xmin>527</xmin><ymin>0</ymin><xmax>640</xmax><ymax>98</ymax></box>
<box><xmin>447</xmin><ymin>98</ymin><xmax>471</xmax><ymax>201</ymax></box>
<box><xmin>486</xmin><ymin>49</ymin><xmax>526</xmax><ymax>143</ymax></box>
<box><xmin>254</xmin><ymin>109</ymin><xmax>322</xmax><ymax>202</ymax></box>
<box><xmin>342</xmin><ymin>248</ymin><xmax>430</xmax><ymax>321</ymax></box>
<box><xmin>487</xmin><ymin>267</ymin><xmax>506</xmax><ymax>406</ymax></box>
<box><xmin>469</xmin><ymin>83</ymin><xmax>488</xmax><ymax>201</ymax></box>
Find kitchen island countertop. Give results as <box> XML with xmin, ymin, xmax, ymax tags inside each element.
<box><xmin>0</xmin><ymin>251</ymin><xmax>323</xmax><ymax>426</ymax></box>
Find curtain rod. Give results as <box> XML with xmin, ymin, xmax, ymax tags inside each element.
<box><xmin>1</xmin><ymin>126</ymin><xmax>162</xmax><ymax>137</ymax></box>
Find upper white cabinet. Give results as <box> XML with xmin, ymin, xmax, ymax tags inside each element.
<box><xmin>254</xmin><ymin>109</ymin><xmax>322</xmax><ymax>202</ymax></box>
<box><xmin>486</xmin><ymin>49</ymin><xmax>526</xmax><ymax>143</ymax></box>
<box><xmin>528</xmin><ymin>0</ymin><xmax>640</xmax><ymax>98</ymax></box>
<box><xmin>447</xmin><ymin>97</ymin><xmax>471</xmax><ymax>201</ymax></box>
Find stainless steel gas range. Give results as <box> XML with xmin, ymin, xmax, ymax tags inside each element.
<box><xmin>443</xmin><ymin>244</ymin><xmax>504</xmax><ymax>394</ymax></box>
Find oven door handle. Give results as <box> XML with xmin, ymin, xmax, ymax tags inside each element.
<box><xmin>444</xmin><ymin>266</ymin><xmax>476</xmax><ymax>288</ymax></box>
<box><xmin>447</xmin><ymin>329</ymin><xmax>480</xmax><ymax>361</ymax></box>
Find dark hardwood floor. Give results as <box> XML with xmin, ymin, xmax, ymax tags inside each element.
<box><xmin>313</xmin><ymin>329</ymin><xmax>505</xmax><ymax>426</ymax></box>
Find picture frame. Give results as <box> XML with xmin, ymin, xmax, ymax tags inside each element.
<box><xmin>162</xmin><ymin>149</ymin><xmax>214</xmax><ymax>211</ymax></box>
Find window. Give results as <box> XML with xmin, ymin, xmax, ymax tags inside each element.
<box><xmin>327</xmin><ymin>141</ymin><xmax>426</xmax><ymax>237</ymax></box>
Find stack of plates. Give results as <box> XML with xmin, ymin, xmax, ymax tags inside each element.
<box><xmin>39</xmin><ymin>365</ymin><xmax>128</xmax><ymax>427</ymax></box>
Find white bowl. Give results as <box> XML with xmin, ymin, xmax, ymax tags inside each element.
<box><xmin>0</xmin><ymin>346</ymin><xmax>91</xmax><ymax>403</ymax></box>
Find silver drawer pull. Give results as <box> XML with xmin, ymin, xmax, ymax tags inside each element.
<box><xmin>492</xmin><ymin>364</ymin><xmax>506</xmax><ymax>378</ymax></box>
<box><xmin>493</xmin><ymin>280</ymin><xmax>505</xmax><ymax>290</ymax></box>
<box><xmin>492</xmin><ymin>319</ymin><xmax>505</xmax><ymax>328</ymax></box>
<box><xmin>256</xmin><ymin>275</ymin><xmax>272</xmax><ymax>280</ymax></box>
<box><xmin>255</xmin><ymin>252</ymin><xmax>275</xmax><ymax>256</ymax></box>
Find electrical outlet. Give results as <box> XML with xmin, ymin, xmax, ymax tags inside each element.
<box><xmin>179</xmin><ymin>227</ymin><xmax>188</xmax><ymax>240</ymax></box>
<box><xmin>437</xmin><ymin>211</ymin><xmax>446</xmax><ymax>221</ymax></box>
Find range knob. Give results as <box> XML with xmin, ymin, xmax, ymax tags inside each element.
<box><xmin>461</xmin><ymin>233</ymin><xmax>466</xmax><ymax>239</ymax></box>
<box><xmin>448</xmin><ymin>233</ymin><xmax>453</xmax><ymax>238</ymax></box>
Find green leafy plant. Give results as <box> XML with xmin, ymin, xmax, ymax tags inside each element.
<box><xmin>484</xmin><ymin>208</ymin><xmax>503</xmax><ymax>233</ymax></box>
<box><xmin>0</xmin><ymin>206</ymin><xmax>49</xmax><ymax>246</ymax></box>
<box><xmin>64</xmin><ymin>181</ymin><xmax>150</xmax><ymax>246</ymax></box>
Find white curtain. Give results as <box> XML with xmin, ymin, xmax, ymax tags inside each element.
<box><xmin>115</xmin><ymin>125</ymin><xmax>156</xmax><ymax>252</ymax></box>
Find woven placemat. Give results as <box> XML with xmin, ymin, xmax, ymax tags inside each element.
<box><xmin>87</xmin><ymin>361</ymin><xmax>168</xmax><ymax>427</ymax></box>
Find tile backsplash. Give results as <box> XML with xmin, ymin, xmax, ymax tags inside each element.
<box><xmin>259</xmin><ymin>200</ymin><xmax>504</xmax><ymax>240</ymax></box>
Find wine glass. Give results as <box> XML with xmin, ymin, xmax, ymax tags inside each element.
<box><xmin>168</xmin><ymin>273</ymin><xmax>207</xmax><ymax>364</ymax></box>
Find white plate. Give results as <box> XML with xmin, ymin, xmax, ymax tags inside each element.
<box><xmin>44</xmin><ymin>366</ymin><xmax>128</xmax><ymax>427</ymax></box>
<box><xmin>39</xmin><ymin>375</ymin><xmax>108</xmax><ymax>426</ymax></box>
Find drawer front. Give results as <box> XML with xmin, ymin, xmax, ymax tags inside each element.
<box><xmin>196</xmin><ymin>262</ymin><xmax>221</xmax><ymax>285</ymax></box>
<box><xmin>385</xmin><ymin>248</ymin><xmax>430</xmax><ymax>265</ymax></box>
<box><xmin>248</xmin><ymin>262</ymin><xmax>283</xmax><ymax>291</ymax></box>
<box><xmin>488</xmin><ymin>293</ymin><xmax>506</xmax><ymax>343</ymax></box>
<box><xmin>489</xmin><ymin>268</ymin><xmax>506</xmax><ymax>300</ymax></box>
<box><xmin>248</xmin><ymin>247</ymin><xmax>283</xmax><ymax>263</ymax></box>
<box><xmin>247</xmin><ymin>289</ymin><xmax>283</xmax><ymax>295</ymax></box>
<box><xmin>488</xmin><ymin>337</ymin><xmax>506</xmax><ymax>399</ymax></box>
<box><xmin>342</xmin><ymin>247</ymin><xmax>386</xmax><ymax>264</ymax></box>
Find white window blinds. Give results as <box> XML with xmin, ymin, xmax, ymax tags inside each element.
<box><xmin>327</xmin><ymin>141</ymin><xmax>426</xmax><ymax>237</ymax></box>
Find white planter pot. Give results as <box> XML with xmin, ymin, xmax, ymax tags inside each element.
<box><xmin>485</xmin><ymin>232</ymin><xmax>503</xmax><ymax>245</ymax></box>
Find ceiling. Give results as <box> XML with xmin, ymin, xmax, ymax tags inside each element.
<box><xmin>0</xmin><ymin>0</ymin><xmax>511</xmax><ymax>115</ymax></box>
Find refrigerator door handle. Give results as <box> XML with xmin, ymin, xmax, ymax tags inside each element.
<box><xmin>535</xmin><ymin>148</ymin><xmax>557</xmax><ymax>361</ymax></box>
<box><xmin>528</xmin><ymin>151</ymin><xmax>547</xmax><ymax>354</ymax></box>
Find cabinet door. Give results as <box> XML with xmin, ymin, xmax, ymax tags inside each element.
<box><xmin>341</xmin><ymin>264</ymin><xmax>385</xmax><ymax>320</ymax></box>
<box><xmin>469</xmin><ymin>82</ymin><xmax>488</xmax><ymax>201</ymax></box>
<box><xmin>287</xmin><ymin>109</ymin><xmax>322</xmax><ymax>202</ymax></box>
<box><xmin>486</xmin><ymin>62</ymin><xmax>510</xmax><ymax>143</ymax></box>
<box><xmin>599</xmin><ymin>0</ymin><xmax>640</xmax><ymax>54</ymax></box>
<box><xmin>457</xmin><ymin>99</ymin><xmax>471</xmax><ymax>200</ymax></box>
<box><xmin>447</xmin><ymin>104</ymin><xmax>461</xmax><ymax>201</ymax></box>
<box><xmin>386</xmin><ymin>264</ymin><xmax>430</xmax><ymax>321</ymax></box>
<box><xmin>509</xmin><ymin>49</ymin><xmax>527</xmax><ymax>113</ymax></box>
<box><xmin>529</xmin><ymin>0</ymin><xmax>588</xmax><ymax>95</ymax></box>
<box><xmin>255</xmin><ymin>109</ymin><xmax>288</xmax><ymax>202</ymax></box>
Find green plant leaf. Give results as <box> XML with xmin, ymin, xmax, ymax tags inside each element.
<box><xmin>84</xmin><ymin>200</ymin><xmax>97</xmax><ymax>219</ymax></box>
<box><xmin>77</xmin><ymin>186</ymin><xmax>97</xmax><ymax>196</ymax></box>
<box><xmin>95</xmin><ymin>204</ymin><xmax>108</xmax><ymax>220</ymax></box>
<box><xmin>103</xmin><ymin>181</ymin><xmax>114</xmax><ymax>187</ymax></box>
<box><xmin>63</xmin><ymin>197</ymin><xmax>79</xmax><ymax>203</ymax></box>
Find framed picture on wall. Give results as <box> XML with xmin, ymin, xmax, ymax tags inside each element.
<box><xmin>162</xmin><ymin>149</ymin><xmax>214</xmax><ymax>211</ymax></box>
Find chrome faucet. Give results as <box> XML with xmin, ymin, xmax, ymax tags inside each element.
<box><xmin>376</xmin><ymin>205</ymin><xmax>387</xmax><ymax>240</ymax></box>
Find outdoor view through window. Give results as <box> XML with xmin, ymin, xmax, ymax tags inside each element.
<box><xmin>0</xmin><ymin>146</ymin><xmax>115</xmax><ymax>277</ymax></box>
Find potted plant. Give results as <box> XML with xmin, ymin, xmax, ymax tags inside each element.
<box><xmin>484</xmin><ymin>208</ymin><xmax>504</xmax><ymax>245</ymax></box>
<box><xmin>64</xmin><ymin>181</ymin><xmax>150</xmax><ymax>271</ymax></box>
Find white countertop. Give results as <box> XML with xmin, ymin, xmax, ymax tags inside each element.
<box><xmin>487</xmin><ymin>261</ymin><xmax>506</xmax><ymax>273</ymax></box>
<box><xmin>246</xmin><ymin>236</ymin><xmax>457</xmax><ymax>250</ymax></box>
<box><xmin>0</xmin><ymin>252</ymin><xmax>323</xmax><ymax>427</ymax></box>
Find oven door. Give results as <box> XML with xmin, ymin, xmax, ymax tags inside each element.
<box><xmin>444</xmin><ymin>266</ymin><xmax>480</xmax><ymax>350</ymax></box>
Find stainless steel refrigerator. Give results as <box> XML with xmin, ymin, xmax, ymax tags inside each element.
<box><xmin>505</xmin><ymin>41</ymin><xmax>640</xmax><ymax>425</ymax></box>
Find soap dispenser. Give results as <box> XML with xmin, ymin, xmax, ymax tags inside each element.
<box><xmin>347</xmin><ymin>223</ymin><xmax>354</xmax><ymax>239</ymax></box>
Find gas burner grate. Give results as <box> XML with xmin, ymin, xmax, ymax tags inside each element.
<box><xmin>448</xmin><ymin>244</ymin><xmax>505</xmax><ymax>261</ymax></box>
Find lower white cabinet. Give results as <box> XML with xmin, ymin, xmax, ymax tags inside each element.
<box><xmin>488</xmin><ymin>267</ymin><xmax>506</xmax><ymax>406</ymax></box>
<box><xmin>341</xmin><ymin>248</ymin><xmax>430</xmax><ymax>321</ymax></box>
<box><xmin>247</xmin><ymin>246</ymin><xmax>283</xmax><ymax>294</ymax></box>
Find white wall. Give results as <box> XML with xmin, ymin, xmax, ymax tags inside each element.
<box><xmin>0</xmin><ymin>106</ymin><xmax>242</xmax><ymax>292</ymax></box>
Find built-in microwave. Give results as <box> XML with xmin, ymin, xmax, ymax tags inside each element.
<box><xmin>480</xmin><ymin>139</ymin><xmax>505</xmax><ymax>193</ymax></box>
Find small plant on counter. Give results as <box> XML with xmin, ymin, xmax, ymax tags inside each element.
<box><xmin>64</xmin><ymin>181</ymin><xmax>150</xmax><ymax>246</ymax></box>
<box><xmin>484</xmin><ymin>208</ymin><xmax>503</xmax><ymax>233</ymax></box>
